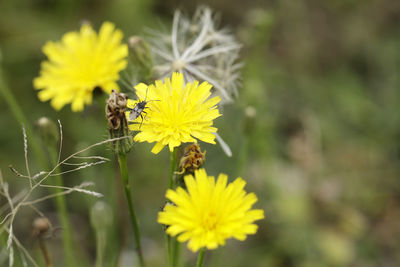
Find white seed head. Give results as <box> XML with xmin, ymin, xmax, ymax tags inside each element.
<box><xmin>147</xmin><ymin>6</ymin><xmax>242</xmax><ymax>105</ymax></box>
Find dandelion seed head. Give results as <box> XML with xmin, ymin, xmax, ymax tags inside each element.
<box><xmin>147</xmin><ymin>6</ymin><xmax>242</xmax><ymax>105</ymax></box>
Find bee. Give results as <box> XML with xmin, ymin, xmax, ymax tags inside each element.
<box><xmin>128</xmin><ymin>89</ymin><xmax>159</xmax><ymax>128</ymax></box>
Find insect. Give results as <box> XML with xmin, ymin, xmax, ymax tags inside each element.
<box><xmin>127</xmin><ymin>88</ymin><xmax>159</xmax><ymax>128</ymax></box>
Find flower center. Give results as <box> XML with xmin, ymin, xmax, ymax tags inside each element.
<box><xmin>172</xmin><ymin>59</ymin><xmax>186</xmax><ymax>71</ymax></box>
<box><xmin>202</xmin><ymin>211</ymin><xmax>218</xmax><ymax>231</ymax></box>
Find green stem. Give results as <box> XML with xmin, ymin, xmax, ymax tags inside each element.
<box><xmin>168</xmin><ymin>149</ymin><xmax>178</xmax><ymax>190</ymax></box>
<box><xmin>196</xmin><ymin>248</ymin><xmax>206</xmax><ymax>267</ymax></box>
<box><xmin>172</xmin><ymin>237</ymin><xmax>181</xmax><ymax>267</ymax></box>
<box><xmin>117</xmin><ymin>153</ymin><xmax>144</xmax><ymax>267</ymax></box>
<box><xmin>48</xmin><ymin>148</ymin><xmax>75</xmax><ymax>267</ymax></box>
<box><xmin>167</xmin><ymin>236</ymin><xmax>173</xmax><ymax>267</ymax></box>
<box><xmin>95</xmin><ymin>231</ymin><xmax>105</xmax><ymax>267</ymax></box>
<box><xmin>167</xmin><ymin>149</ymin><xmax>179</xmax><ymax>267</ymax></box>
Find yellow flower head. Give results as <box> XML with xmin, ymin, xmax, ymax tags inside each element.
<box><xmin>127</xmin><ymin>72</ymin><xmax>221</xmax><ymax>154</ymax></box>
<box><xmin>33</xmin><ymin>22</ymin><xmax>128</xmax><ymax>111</ymax></box>
<box><xmin>158</xmin><ymin>169</ymin><xmax>264</xmax><ymax>252</ymax></box>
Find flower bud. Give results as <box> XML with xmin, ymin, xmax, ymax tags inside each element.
<box><xmin>128</xmin><ymin>36</ymin><xmax>153</xmax><ymax>82</ymax></box>
<box><xmin>32</xmin><ymin>217</ymin><xmax>51</xmax><ymax>238</ymax></box>
<box><xmin>106</xmin><ymin>90</ymin><xmax>134</xmax><ymax>154</ymax></box>
<box><xmin>90</xmin><ymin>201</ymin><xmax>112</xmax><ymax>232</ymax></box>
<box><xmin>35</xmin><ymin>117</ymin><xmax>59</xmax><ymax>147</ymax></box>
<box><xmin>244</xmin><ymin>105</ymin><xmax>257</xmax><ymax>135</ymax></box>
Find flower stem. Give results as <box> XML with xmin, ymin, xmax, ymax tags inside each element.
<box><xmin>172</xmin><ymin>237</ymin><xmax>181</xmax><ymax>267</ymax></box>
<box><xmin>95</xmin><ymin>231</ymin><xmax>105</xmax><ymax>267</ymax></box>
<box><xmin>196</xmin><ymin>248</ymin><xmax>206</xmax><ymax>267</ymax></box>
<box><xmin>48</xmin><ymin>146</ymin><xmax>75</xmax><ymax>267</ymax></box>
<box><xmin>168</xmin><ymin>148</ymin><xmax>178</xmax><ymax>190</ymax></box>
<box><xmin>38</xmin><ymin>238</ymin><xmax>52</xmax><ymax>267</ymax></box>
<box><xmin>117</xmin><ymin>153</ymin><xmax>144</xmax><ymax>267</ymax></box>
<box><xmin>167</xmin><ymin>149</ymin><xmax>179</xmax><ymax>267</ymax></box>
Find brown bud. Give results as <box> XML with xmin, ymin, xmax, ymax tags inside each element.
<box><xmin>176</xmin><ymin>143</ymin><xmax>206</xmax><ymax>175</ymax></box>
<box><xmin>32</xmin><ymin>217</ymin><xmax>51</xmax><ymax>238</ymax></box>
<box><xmin>105</xmin><ymin>90</ymin><xmax>128</xmax><ymax>130</ymax></box>
<box><xmin>105</xmin><ymin>90</ymin><xmax>134</xmax><ymax>154</ymax></box>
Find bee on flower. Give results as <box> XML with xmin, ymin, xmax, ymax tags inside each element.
<box><xmin>34</xmin><ymin>22</ymin><xmax>128</xmax><ymax>111</ymax></box>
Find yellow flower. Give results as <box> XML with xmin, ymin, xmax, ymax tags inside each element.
<box><xmin>33</xmin><ymin>22</ymin><xmax>128</xmax><ymax>111</ymax></box>
<box><xmin>158</xmin><ymin>169</ymin><xmax>264</xmax><ymax>252</ymax></box>
<box><xmin>127</xmin><ymin>72</ymin><xmax>221</xmax><ymax>154</ymax></box>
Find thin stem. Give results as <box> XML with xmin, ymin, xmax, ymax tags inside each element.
<box><xmin>196</xmin><ymin>248</ymin><xmax>206</xmax><ymax>267</ymax></box>
<box><xmin>95</xmin><ymin>231</ymin><xmax>105</xmax><ymax>267</ymax></box>
<box><xmin>168</xmin><ymin>149</ymin><xmax>178</xmax><ymax>190</ymax></box>
<box><xmin>172</xmin><ymin>237</ymin><xmax>181</xmax><ymax>267</ymax></box>
<box><xmin>167</xmin><ymin>149</ymin><xmax>179</xmax><ymax>267</ymax></box>
<box><xmin>38</xmin><ymin>238</ymin><xmax>52</xmax><ymax>267</ymax></box>
<box><xmin>48</xmin><ymin>147</ymin><xmax>75</xmax><ymax>267</ymax></box>
<box><xmin>117</xmin><ymin>153</ymin><xmax>144</xmax><ymax>267</ymax></box>
<box><xmin>167</xmin><ymin>236</ymin><xmax>173</xmax><ymax>267</ymax></box>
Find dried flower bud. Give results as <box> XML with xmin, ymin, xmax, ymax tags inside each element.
<box><xmin>176</xmin><ymin>143</ymin><xmax>206</xmax><ymax>175</ymax></box>
<box><xmin>128</xmin><ymin>36</ymin><xmax>153</xmax><ymax>82</ymax></box>
<box><xmin>32</xmin><ymin>217</ymin><xmax>51</xmax><ymax>238</ymax></box>
<box><xmin>35</xmin><ymin>117</ymin><xmax>59</xmax><ymax>147</ymax></box>
<box><xmin>106</xmin><ymin>90</ymin><xmax>134</xmax><ymax>154</ymax></box>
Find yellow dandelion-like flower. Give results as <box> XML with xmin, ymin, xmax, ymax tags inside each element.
<box><xmin>158</xmin><ymin>169</ymin><xmax>264</xmax><ymax>252</ymax></box>
<box><xmin>127</xmin><ymin>72</ymin><xmax>221</xmax><ymax>154</ymax></box>
<box><xmin>33</xmin><ymin>22</ymin><xmax>128</xmax><ymax>111</ymax></box>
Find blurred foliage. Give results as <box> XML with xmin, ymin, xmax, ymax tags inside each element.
<box><xmin>1</xmin><ymin>0</ymin><xmax>400</xmax><ymax>266</ymax></box>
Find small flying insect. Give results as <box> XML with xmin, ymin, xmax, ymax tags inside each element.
<box><xmin>127</xmin><ymin>88</ymin><xmax>159</xmax><ymax>129</ymax></box>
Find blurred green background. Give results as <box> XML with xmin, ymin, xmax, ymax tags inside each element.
<box><xmin>1</xmin><ymin>0</ymin><xmax>400</xmax><ymax>266</ymax></box>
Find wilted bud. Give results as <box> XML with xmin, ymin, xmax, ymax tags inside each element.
<box><xmin>90</xmin><ymin>201</ymin><xmax>112</xmax><ymax>232</ymax></box>
<box><xmin>128</xmin><ymin>36</ymin><xmax>153</xmax><ymax>82</ymax></box>
<box><xmin>106</xmin><ymin>90</ymin><xmax>134</xmax><ymax>154</ymax></box>
<box><xmin>32</xmin><ymin>217</ymin><xmax>51</xmax><ymax>238</ymax></box>
<box><xmin>176</xmin><ymin>143</ymin><xmax>206</xmax><ymax>175</ymax></box>
<box><xmin>35</xmin><ymin>117</ymin><xmax>59</xmax><ymax>147</ymax></box>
